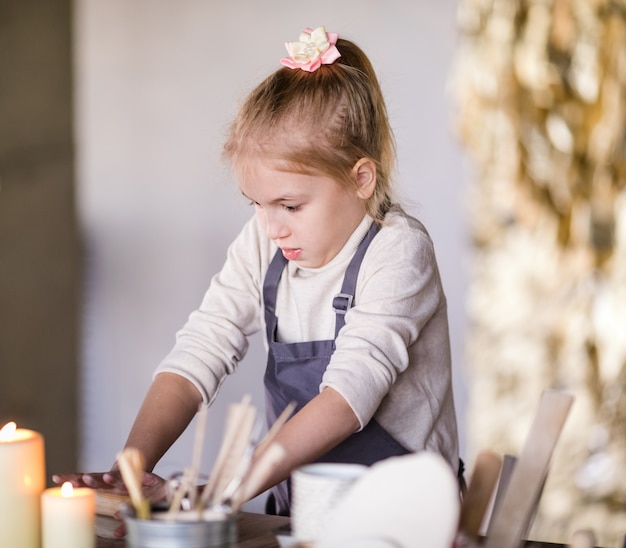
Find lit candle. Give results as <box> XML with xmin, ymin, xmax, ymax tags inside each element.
<box><xmin>41</xmin><ymin>482</ymin><xmax>96</xmax><ymax>548</ymax></box>
<box><xmin>0</xmin><ymin>421</ymin><xmax>46</xmax><ymax>548</ymax></box>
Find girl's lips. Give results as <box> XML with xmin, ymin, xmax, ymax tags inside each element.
<box><xmin>281</xmin><ymin>248</ymin><xmax>302</xmax><ymax>261</ymax></box>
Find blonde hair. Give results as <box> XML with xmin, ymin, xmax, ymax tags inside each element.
<box><xmin>223</xmin><ymin>37</ymin><xmax>396</xmax><ymax>222</ymax></box>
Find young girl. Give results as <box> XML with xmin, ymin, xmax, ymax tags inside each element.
<box><xmin>57</xmin><ymin>25</ymin><xmax>459</xmax><ymax>518</ymax></box>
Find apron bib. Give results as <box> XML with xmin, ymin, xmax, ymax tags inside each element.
<box><xmin>262</xmin><ymin>222</ymin><xmax>409</xmax><ymax>515</ymax></box>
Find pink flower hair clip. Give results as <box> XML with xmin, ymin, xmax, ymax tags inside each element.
<box><xmin>280</xmin><ymin>26</ymin><xmax>341</xmax><ymax>72</ymax></box>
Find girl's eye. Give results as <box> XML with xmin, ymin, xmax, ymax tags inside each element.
<box><xmin>283</xmin><ymin>204</ymin><xmax>300</xmax><ymax>212</ymax></box>
<box><xmin>249</xmin><ymin>200</ymin><xmax>261</xmax><ymax>207</ymax></box>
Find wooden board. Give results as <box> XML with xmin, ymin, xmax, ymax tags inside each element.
<box><xmin>485</xmin><ymin>390</ymin><xmax>574</xmax><ymax>548</ymax></box>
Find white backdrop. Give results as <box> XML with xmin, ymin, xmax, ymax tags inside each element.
<box><xmin>74</xmin><ymin>0</ymin><xmax>469</xmax><ymax>511</ymax></box>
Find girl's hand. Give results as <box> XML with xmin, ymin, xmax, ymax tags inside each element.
<box><xmin>52</xmin><ymin>470</ymin><xmax>166</xmax><ymax>500</ymax></box>
<box><xmin>52</xmin><ymin>471</ymin><xmax>124</xmax><ymax>492</ymax></box>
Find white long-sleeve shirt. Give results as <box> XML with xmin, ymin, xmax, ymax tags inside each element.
<box><xmin>156</xmin><ymin>206</ymin><xmax>459</xmax><ymax>469</ymax></box>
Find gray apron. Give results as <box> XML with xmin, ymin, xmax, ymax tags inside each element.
<box><xmin>262</xmin><ymin>222</ymin><xmax>409</xmax><ymax>515</ymax></box>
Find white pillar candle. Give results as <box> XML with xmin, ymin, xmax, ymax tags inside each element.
<box><xmin>0</xmin><ymin>421</ymin><xmax>46</xmax><ymax>548</ymax></box>
<box><xmin>41</xmin><ymin>482</ymin><xmax>96</xmax><ymax>548</ymax></box>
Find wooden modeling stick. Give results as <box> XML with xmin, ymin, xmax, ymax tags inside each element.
<box><xmin>230</xmin><ymin>442</ymin><xmax>287</xmax><ymax>512</ymax></box>
<box><xmin>458</xmin><ymin>450</ymin><xmax>503</xmax><ymax>540</ymax></box>
<box><xmin>117</xmin><ymin>447</ymin><xmax>150</xmax><ymax>519</ymax></box>
<box><xmin>255</xmin><ymin>401</ymin><xmax>296</xmax><ymax>455</ymax></box>
<box><xmin>210</xmin><ymin>403</ymin><xmax>256</xmax><ymax>506</ymax></box>
<box><xmin>167</xmin><ymin>404</ymin><xmax>209</xmax><ymax>515</ymax></box>
<box><xmin>199</xmin><ymin>396</ymin><xmax>255</xmax><ymax>508</ymax></box>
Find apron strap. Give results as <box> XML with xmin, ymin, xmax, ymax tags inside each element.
<box><xmin>332</xmin><ymin>221</ymin><xmax>381</xmax><ymax>337</ymax></box>
<box><xmin>263</xmin><ymin>249</ymin><xmax>288</xmax><ymax>340</ymax></box>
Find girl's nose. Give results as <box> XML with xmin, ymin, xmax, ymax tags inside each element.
<box><xmin>261</xmin><ymin>210</ymin><xmax>289</xmax><ymax>241</ymax></box>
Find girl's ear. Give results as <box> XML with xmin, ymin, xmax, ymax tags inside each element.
<box><xmin>351</xmin><ymin>158</ymin><xmax>377</xmax><ymax>200</ymax></box>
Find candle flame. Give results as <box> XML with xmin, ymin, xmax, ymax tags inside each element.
<box><xmin>0</xmin><ymin>421</ymin><xmax>17</xmax><ymax>441</ymax></box>
<box><xmin>61</xmin><ymin>482</ymin><xmax>74</xmax><ymax>497</ymax></box>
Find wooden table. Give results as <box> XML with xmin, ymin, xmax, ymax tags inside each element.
<box><xmin>234</xmin><ymin>513</ymin><xmax>290</xmax><ymax>548</ymax></box>
<box><xmin>95</xmin><ymin>512</ymin><xmax>585</xmax><ymax>547</ymax></box>
<box><xmin>96</xmin><ymin>512</ymin><xmax>290</xmax><ymax>548</ymax></box>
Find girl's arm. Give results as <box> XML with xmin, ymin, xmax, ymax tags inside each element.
<box><xmin>121</xmin><ymin>381</ymin><xmax>354</xmax><ymax>497</ymax></box>
<box><xmin>52</xmin><ymin>373</ymin><xmax>202</xmax><ymax>494</ymax></box>
<box><xmin>121</xmin><ymin>372</ymin><xmax>203</xmax><ymax>472</ymax></box>
<box><xmin>249</xmin><ymin>386</ymin><xmax>359</xmax><ymax>497</ymax></box>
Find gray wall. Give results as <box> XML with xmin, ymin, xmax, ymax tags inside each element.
<box><xmin>0</xmin><ymin>0</ymin><xmax>79</xmax><ymax>483</ymax></box>
<box><xmin>75</xmin><ymin>0</ymin><xmax>468</xmax><ymax>511</ymax></box>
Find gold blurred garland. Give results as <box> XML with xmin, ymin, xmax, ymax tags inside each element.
<box><xmin>452</xmin><ymin>0</ymin><xmax>626</xmax><ymax>544</ymax></box>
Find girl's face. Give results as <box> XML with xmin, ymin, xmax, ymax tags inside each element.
<box><xmin>239</xmin><ymin>158</ymin><xmax>371</xmax><ymax>268</ymax></box>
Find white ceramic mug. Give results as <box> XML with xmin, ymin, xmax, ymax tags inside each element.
<box><xmin>291</xmin><ymin>462</ymin><xmax>367</xmax><ymax>542</ymax></box>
